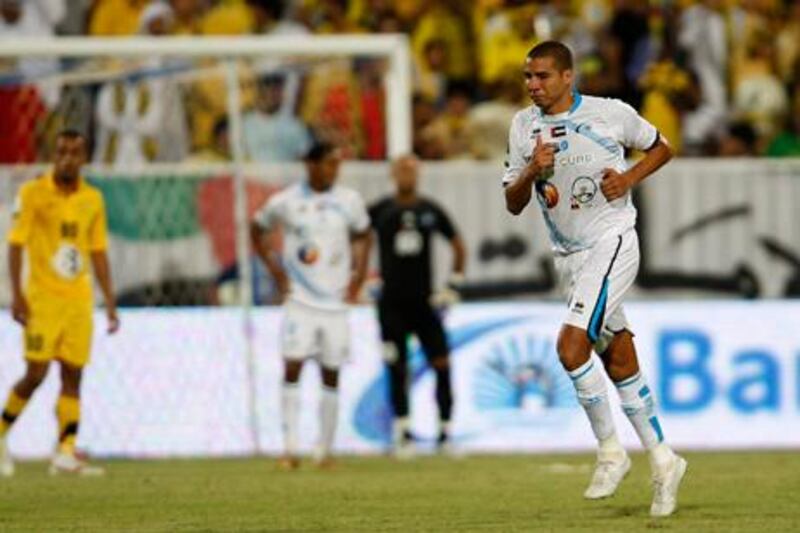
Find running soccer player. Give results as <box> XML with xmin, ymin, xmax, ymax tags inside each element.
<box><xmin>1</xmin><ymin>129</ymin><xmax>119</xmax><ymax>477</ymax></box>
<box><xmin>367</xmin><ymin>155</ymin><xmax>466</xmax><ymax>457</ymax></box>
<box><xmin>502</xmin><ymin>42</ymin><xmax>687</xmax><ymax>517</ymax></box>
<box><xmin>251</xmin><ymin>141</ymin><xmax>370</xmax><ymax>470</ymax></box>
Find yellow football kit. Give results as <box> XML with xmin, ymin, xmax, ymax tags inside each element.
<box><xmin>7</xmin><ymin>172</ymin><xmax>108</xmax><ymax>368</ymax></box>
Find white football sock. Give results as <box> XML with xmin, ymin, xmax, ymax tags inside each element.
<box><xmin>319</xmin><ymin>386</ymin><xmax>339</xmax><ymax>457</ymax></box>
<box><xmin>568</xmin><ymin>358</ymin><xmax>620</xmax><ymax>451</ymax></box>
<box><xmin>392</xmin><ymin>416</ymin><xmax>410</xmax><ymax>444</ymax></box>
<box><xmin>281</xmin><ymin>383</ymin><xmax>300</xmax><ymax>456</ymax></box>
<box><xmin>614</xmin><ymin>371</ymin><xmax>673</xmax><ymax>466</ymax></box>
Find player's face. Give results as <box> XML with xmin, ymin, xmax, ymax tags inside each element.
<box><xmin>307</xmin><ymin>149</ymin><xmax>342</xmax><ymax>191</ymax></box>
<box><xmin>392</xmin><ymin>156</ymin><xmax>418</xmax><ymax>195</ymax></box>
<box><xmin>53</xmin><ymin>136</ymin><xmax>87</xmax><ymax>182</ymax></box>
<box><xmin>524</xmin><ymin>56</ymin><xmax>573</xmax><ymax>112</ymax></box>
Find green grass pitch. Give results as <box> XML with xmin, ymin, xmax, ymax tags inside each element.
<box><xmin>1</xmin><ymin>452</ymin><xmax>798</xmax><ymax>531</ymax></box>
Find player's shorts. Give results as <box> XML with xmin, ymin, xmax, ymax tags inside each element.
<box><xmin>23</xmin><ymin>292</ymin><xmax>93</xmax><ymax>368</ymax></box>
<box><xmin>280</xmin><ymin>299</ymin><xmax>350</xmax><ymax>369</ymax></box>
<box><xmin>555</xmin><ymin>229</ymin><xmax>639</xmax><ymax>351</ymax></box>
<box><xmin>377</xmin><ymin>298</ymin><xmax>449</xmax><ymax>364</ymax></box>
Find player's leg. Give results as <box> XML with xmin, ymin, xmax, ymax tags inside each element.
<box><xmin>49</xmin><ymin>304</ymin><xmax>104</xmax><ymax>476</ymax></box>
<box><xmin>280</xmin><ymin>359</ymin><xmax>304</xmax><ymax>470</ymax></box>
<box><xmin>377</xmin><ymin>298</ymin><xmax>413</xmax><ymax>456</ymax></box>
<box><xmin>0</xmin><ymin>300</ymin><xmax>58</xmax><ymax>477</ymax></box>
<box><xmin>599</xmin><ymin>327</ymin><xmax>687</xmax><ymax>517</ymax></box>
<box><xmin>0</xmin><ymin>361</ymin><xmax>50</xmax><ymax>477</ymax></box>
<box><xmin>316</xmin><ymin>365</ymin><xmax>339</xmax><ymax>468</ymax></box>
<box><xmin>559</xmin><ymin>233</ymin><xmax>636</xmax><ymax>499</ymax></box>
<box><xmin>279</xmin><ymin>301</ymin><xmax>314</xmax><ymax>470</ymax></box>
<box><xmin>414</xmin><ymin>302</ymin><xmax>453</xmax><ymax>451</ymax></box>
<box><xmin>315</xmin><ymin>308</ymin><xmax>350</xmax><ymax>467</ymax></box>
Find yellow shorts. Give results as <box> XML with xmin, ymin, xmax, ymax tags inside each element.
<box><xmin>24</xmin><ymin>294</ymin><xmax>93</xmax><ymax>368</ymax></box>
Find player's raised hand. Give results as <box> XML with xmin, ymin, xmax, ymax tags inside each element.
<box><xmin>10</xmin><ymin>293</ymin><xmax>28</xmax><ymax>326</ymax></box>
<box><xmin>600</xmin><ymin>168</ymin><xmax>634</xmax><ymax>201</ymax></box>
<box><xmin>531</xmin><ymin>135</ymin><xmax>555</xmax><ymax>179</ymax></box>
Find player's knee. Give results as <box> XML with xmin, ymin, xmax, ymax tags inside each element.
<box><xmin>19</xmin><ymin>362</ymin><xmax>49</xmax><ymax>393</ymax></box>
<box><xmin>59</xmin><ymin>363</ymin><xmax>83</xmax><ymax>389</ymax></box>
<box><xmin>557</xmin><ymin>326</ymin><xmax>592</xmax><ymax>371</ymax></box>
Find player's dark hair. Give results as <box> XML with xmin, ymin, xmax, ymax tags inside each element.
<box><xmin>304</xmin><ymin>140</ymin><xmax>337</xmax><ymax>163</ymax></box>
<box><xmin>527</xmin><ymin>41</ymin><xmax>574</xmax><ymax>71</ymax></box>
<box><xmin>56</xmin><ymin>128</ymin><xmax>86</xmax><ymax>142</ymax></box>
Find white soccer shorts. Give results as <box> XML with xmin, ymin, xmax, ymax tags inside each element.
<box><xmin>280</xmin><ymin>300</ymin><xmax>350</xmax><ymax>369</ymax></box>
<box><xmin>555</xmin><ymin>229</ymin><xmax>639</xmax><ymax>352</ymax></box>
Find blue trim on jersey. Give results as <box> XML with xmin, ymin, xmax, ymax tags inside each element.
<box><xmin>649</xmin><ymin>416</ymin><xmax>665</xmax><ymax>443</ymax></box>
<box><xmin>285</xmin><ymin>259</ymin><xmax>335</xmax><ymax>300</ymax></box>
<box><xmin>563</xmin><ymin>119</ymin><xmax>621</xmax><ymax>156</ymax></box>
<box><xmin>300</xmin><ymin>182</ymin><xmax>313</xmax><ymax>197</ymax></box>
<box><xmin>587</xmin><ymin>279</ymin><xmax>609</xmax><ymax>343</ymax></box>
<box><xmin>325</xmin><ymin>201</ymin><xmax>353</xmax><ymax>227</ymax></box>
<box><xmin>569</xmin><ymin>91</ymin><xmax>583</xmax><ymax>114</ymax></box>
<box><xmin>540</xmin><ymin>207</ymin><xmax>585</xmax><ymax>251</ymax></box>
<box><xmin>639</xmin><ymin>385</ymin><xmax>651</xmax><ymax>398</ymax></box>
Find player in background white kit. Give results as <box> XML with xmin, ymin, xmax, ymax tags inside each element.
<box><xmin>503</xmin><ymin>41</ymin><xmax>687</xmax><ymax>517</ymax></box>
<box><xmin>251</xmin><ymin>141</ymin><xmax>370</xmax><ymax>470</ymax></box>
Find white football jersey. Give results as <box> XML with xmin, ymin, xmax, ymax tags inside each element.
<box><xmin>503</xmin><ymin>94</ymin><xmax>658</xmax><ymax>255</ymax></box>
<box><xmin>253</xmin><ymin>182</ymin><xmax>370</xmax><ymax>310</ymax></box>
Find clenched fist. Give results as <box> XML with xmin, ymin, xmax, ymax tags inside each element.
<box><xmin>600</xmin><ymin>168</ymin><xmax>634</xmax><ymax>201</ymax></box>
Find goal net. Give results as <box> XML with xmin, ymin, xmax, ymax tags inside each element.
<box><xmin>0</xmin><ymin>35</ymin><xmax>411</xmax><ymax>457</ymax></box>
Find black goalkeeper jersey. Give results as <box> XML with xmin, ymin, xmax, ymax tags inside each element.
<box><xmin>369</xmin><ymin>196</ymin><xmax>457</xmax><ymax>302</ymax></box>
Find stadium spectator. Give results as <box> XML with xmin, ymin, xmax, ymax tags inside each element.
<box><xmin>412</xmin><ymin>93</ymin><xmax>448</xmax><ymax>160</ymax></box>
<box><xmin>93</xmin><ymin>3</ymin><xmax>190</xmax><ymax>167</ymax></box>
<box><xmin>412</xmin><ymin>1</ymin><xmax>472</xmax><ymax>82</ymax></box>
<box><xmin>717</xmin><ymin>121</ymin><xmax>759</xmax><ymax>157</ymax></box>
<box><xmin>189</xmin><ymin>116</ymin><xmax>232</xmax><ymax>162</ymax></box>
<box><xmin>170</xmin><ymin>0</ymin><xmax>205</xmax><ymax>35</ymax></box>
<box><xmin>414</xmin><ymin>38</ymin><xmax>449</xmax><ymax>106</ymax></box>
<box><xmin>766</xmin><ymin>85</ymin><xmax>800</xmax><ymax>157</ymax></box>
<box><xmin>468</xmin><ymin>75</ymin><xmax>524</xmax><ymax>160</ymax></box>
<box><xmin>88</xmin><ymin>0</ymin><xmax>149</xmax><ymax>36</ymax></box>
<box><xmin>477</xmin><ymin>3</ymin><xmax>537</xmax><ymax>86</ymax></box>
<box><xmin>424</xmin><ymin>80</ymin><xmax>476</xmax><ymax>159</ymax></box>
<box><xmin>242</xmin><ymin>73</ymin><xmax>312</xmax><ymax>162</ymax></box>
<box><xmin>356</xmin><ymin>58</ymin><xmax>387</xmax><ymax>160</ymax></box>
<box><xmin>0</xmin><ymin>0</ymin><xmax>65</xmax><ymax>162</ymax></box>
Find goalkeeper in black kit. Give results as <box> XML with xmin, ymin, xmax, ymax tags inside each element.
<box><xmin>367</xmin><ymin>155</ymin><xmax>466</xmax><ymax>457</ymax></box>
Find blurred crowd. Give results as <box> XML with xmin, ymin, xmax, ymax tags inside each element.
<box><xmin>1</xmin><ymin>0</ymin><xmax>799</xmax><ymax>165</ymax></box>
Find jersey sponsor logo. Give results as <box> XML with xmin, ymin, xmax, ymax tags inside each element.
<box><xmin>51</xmin><ymin>243</ymin><xmax>82</xmax><ymax>279</ymax></box>
<box><xmin>536</xmin><ymin>181</ymin><xmax>559</xmax><ymax>209</ymax></box>
<box><xmin>570</xmin><ymin>176</ymin><xmax>598</xmax><ymax>210</ymax></box>
<box><xmin>556</xmin><ymin>153</ymin><xmax>595</xmax><ymax>168</ymax></box>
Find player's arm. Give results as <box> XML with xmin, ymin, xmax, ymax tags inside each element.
<box><xmin>8</xmin><ymin>186</ymin><xmax>34</xmax><ymax>326</ymax></box>
<box><xmin>89</xmin><ymin>198</ymin><xmax>119</xmax><ymax>333</ymax></box>
<box><xmin>347</xmin><ymin>230</ymin><xmax>370</xmax><ymax>303</ymax></box>
<box><xmin>600</xmin><ymin>134</ymin><xmax>673</xmax><ymax>201</ymax></box>
<box><xmin>250</xmin><ymin>220</ymin><xmax>289</xmax><ymax>302</ymax></box>
<box><xmin>600</xmin><ymin>101</ymin><xmax>675</xmax><ymax>201</ymax></box>
<box><xmin>505</xmin><ymin>136</ymin><xmax>554</xmax><ymax>215</ymax></box>
<box><xmin>8</xmin><ymin>244</ymin><xmax>27</xmax><ymax>326</ymax></box>
<box><xmin>90</xmin><ymin>251</ymin><xmax>119</xmax><ymax>334</ymax></box>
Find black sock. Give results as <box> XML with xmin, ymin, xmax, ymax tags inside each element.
<box><xmin>434</xmin><ymin>366</ymin><xmax>453</xmax><ymax>425</ymax></box>
<box><xmin>388</xmin><ymin>362</ymin><xmax>409</xmax><ymax>419</ymax></box>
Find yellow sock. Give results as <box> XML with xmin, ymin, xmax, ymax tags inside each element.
<box><xmin>1</xmin><ymin>390</ymin><xmax>29</xmax><ymax>437</ymax></box>
<box><xmin>56</xmin><ymin>395</ymin><xmax>80</xmax><ymax>455</ymax></box>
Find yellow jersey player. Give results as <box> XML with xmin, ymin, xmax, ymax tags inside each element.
<box><xmin>0</xmin><ymin>129</ymin><xmax>119</xmax><ymax>477</ymax></box>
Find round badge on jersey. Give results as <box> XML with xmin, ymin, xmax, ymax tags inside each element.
<box><xmin>51</xmin><ymin>243</ymin><xmax>82</xmax><ymax>280</ymax></box>
<box><xmin>536</xmin><ymin>181</ymin><xmax>559</xmax><ymax>209</ymax></box>
<box><xmin>394</xmin><ymin>229</ymin><xmax>423</xmax><ymax>256</ymax></box>
<box><xmin>571</xmin><ymin>176</ymin><xmax>597</xmax><ymax>205</ymax></box>
<box><xmin>297</xmin><ymin>243</ymin><xmax>320</xmax><ymax>265</ymax></box>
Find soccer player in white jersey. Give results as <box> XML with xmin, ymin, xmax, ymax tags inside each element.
<box><xmin>503</xmin><ymin>41</ymin><xmax>687</xmax><ymax>517</ymax></box>
<box><xmin>251</xmin><ymin>141</ymin><xmax>370</xmax><ymax>470</ymax></box>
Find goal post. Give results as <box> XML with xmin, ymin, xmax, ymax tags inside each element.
<box><xmin>0</xmin><ymin>34</ymin><xmax>412</xmax><ymax>454</ymax></box>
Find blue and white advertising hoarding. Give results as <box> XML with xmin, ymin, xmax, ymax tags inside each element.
<box><xmin>0</xmin><ymin>302</ymin><xmax>797</xmax><ymax>458</ymax></box>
